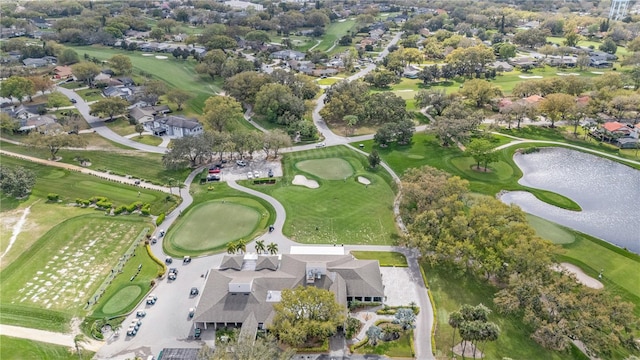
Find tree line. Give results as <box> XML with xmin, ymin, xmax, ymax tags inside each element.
<box><xmin>400</xmin><ymin>166</ymin><xmax>638</xmax><ymax>357</ymax></box>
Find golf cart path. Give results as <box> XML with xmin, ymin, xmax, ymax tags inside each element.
<box><xmin>0</xmin><ymin>324</ymin><xmax>103</xmax><ymax>352</ymax></box>
<box><xmin>492</xmin><ymin>135</ymin><xmax>640</xmax><ymax>166</ymax></box>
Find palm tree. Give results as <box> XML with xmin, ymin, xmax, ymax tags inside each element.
<box><xmin>74</xmin><ymin>334</ymin><xmax>87</xmax><ymax>360</ymax></box>
<box><xmin>166</xmin><ymin>177</ymin><xmax>175</xmax><ymax>195</ymax></box>
<box><xmin>235</xmin><ymin>239</ymin><xmax>246</xmax><ymax>254</ymax></box>
<box><xmin>226</xmin><ymin>242</ymin><xmax>237</xmax><ymax>254</ymax></box>
<box><xmin>255</xmin><ymin>240</ymin><xmax>265</xmax><ymax>254</ymax></box>
<box><xmin>267</xmin><ymin>242</ymin><xmax>278</xmax><ymax>255</ymax></box>
<box><xmin>448</xmin><ymin>311</ymin><xmax>463</xmax><ymax>358</ymax></box>
<box><xmin>176</xmin><ymin>182</ymin><xmax>186</xmax><ymax>196</ymax></box>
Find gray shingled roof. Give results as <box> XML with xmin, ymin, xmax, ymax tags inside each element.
<box><xmin>193</xmin><ymin>254</ymin><xmax>382</xmax><ymax>327</ymax></box>
<box><xmin>255</xmin><ymin>255</ymin><xmax>279</xmax><ymax>271</ymax></box>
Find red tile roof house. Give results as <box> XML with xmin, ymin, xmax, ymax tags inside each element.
<box><xmin>53</xmin><ymin>65</ymin><xmax>73</xmax><ymax>79</ymax></box>
<box><xmin>602</xmin><ymin>121</ymin><xmax>631</xmax><ymax>137</ymax></box>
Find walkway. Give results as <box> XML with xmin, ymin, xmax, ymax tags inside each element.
<box><xmin>0</xmin><ymin>324</ymin><xmax>103</xmax><ymax>352</ymax></box>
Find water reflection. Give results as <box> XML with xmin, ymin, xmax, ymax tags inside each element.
<box><xmin>500</xmin><ymin>147</ymin><xmax>640</xmax><ymax>253</ymax></box>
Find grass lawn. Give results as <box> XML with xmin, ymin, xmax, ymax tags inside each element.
<box><xmin>104</xmin><ymin>117</ymin><xmax>135</xmax><ymax>136</ymax></box>
<box><xmin>0</xmin><ymin>336</ymin><xmax>94</xmax><ymax>360</ymax></box>
<box><xmin>75</xmin><ymin>88</ymin><xmax>104</xmax><ymax>102</ymax></box>
<box><xmin>351</xmin><ymin>251</ymin><xmax>408</xmax><ymax>267</ymax></box>
<box><xmin>317</xmin><ymin>77</ymin><xmax>341</xmax><ymax>86</ymax></box>
<box><xmin>0</xmin><ymin>155</ymin><xmax>177</xmax><ymax>216</ymax></box>
<box><xmin>59</xmin><ymin>81</ymin><xmax>85</xmax><ymax>89</ymax></box>
<box><xmin>356</xmin><ymin>329</ymin><xmax>414</xmax><ymax>357</ymax></box>
<box><xmin>316</xmin><ymin>19</ymin><xmax>356</xmax><ymax>52</ymax></box>
<box><xmin>248</xmin><ymin>146</ymin><xmax>399</xmax><ymax>245</ymax></box>
<box><xmin>424</xmin><ymin>263</ymin><xmax>580</xmax><ymax>360</ymax></box>
<box><xmin>164</xmin><ymin>199</ymin><xmax>267</xmax><ymax>255</ymax></box>
<box><xmin>0</xmin><ymin>214</ymin><xmax>150</xmax><ymax>332</ymax></box>
<box><xmin>132</xmin><ymin>135</ymin><xmax>163</xmax><ymax>146</ymax></box>
<box><xmin>0</xmin><ymin>140</ymin><xmax>191</xmax><ymax>185</ymax></box>
<box><xmin>354</xmin><ymin>133</ymin><xmax>581</xmax><ymax>210</ymax></box>
<box><xmin>526</xmin><ymin>214</ymin><xmax>575</xmax><ymax>244</ymax></box>
<box><xmin>295</xmin><ymin>157</ymin><xmax>354</xmax><ymax>180</ymax></box>
<box><xmin>90</xmin><ymin>243</ymin><xmax>162</xmax><ymax>319</ymax></box>
<box><xmin>164</xmin><ymin>180</ymin><xmax>277</xmax><ymax>257</ymax></box>
<box><xmin>71</xmin><ymin>45</ymin><xmax>221</xmax><ymax>116</ymax></box>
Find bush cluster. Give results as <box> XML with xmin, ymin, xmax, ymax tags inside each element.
<box><xmin>47</xmin><ymin>193</ymin><xmax>59</xmax><ymax>201</ymax></box>
<box><xmin>156</xmin><ymin>213</ymin><xmax>165</xmax><ymax>226</ymax></box>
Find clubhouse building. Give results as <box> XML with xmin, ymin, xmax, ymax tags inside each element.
<box><xmin>192</xmin><ymin>247</ymin><xmax>384</xmax><ymax>335</ymax></box>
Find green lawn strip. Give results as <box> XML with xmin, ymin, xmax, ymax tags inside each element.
<box><xmin>70</xmin><ymin>45</ymin><xmax>221</xmax><ymax>116</ymax></box>
<box><xmin>0</xmin><ymin>140</ymin><xmax>190</xmax><ymax>184</ymax></box>
<box><xmin>0</xmin><ymin>336</ymin><xmax>94</xmax><ymax>360</ymax></box>
<box><xmin>351</xmin><ymin>251</ymin><xmax>408</xmax><ymax>267</ymax></box>
<box><xmin>424</xmin><ymin>263</ymin><xmax>577</xmax><ymax>360</ymax></box>
<box><xmin>163</xmin><ymin>181</ymin><xmax>276</xmax><ymax>257</ymax></box>
<box><xmin>104</xmin><ymin>117</ymin><xmax>135</xmax><ymax>136</ymax></box>
<box><xmin>247</xmin><ymin>146</ymin><xmax>399</xmax><ymax>245</ymax></box>
<box><xmin>355</xmin><ymin>329</ymin><xmax>414</xmax><ymax>357</ymax></box>
<box><xmin>164</xmin><ymin>199</ymin><xmax>266</xmax><ymax>256</ymax></box>
<box><xmin>59</xmin><ymin>81</ymin><xmax>85</xmax><ymax>89</ymax></box>
<box><xmin>354</xmin><ymin>134</ymin><xmax>580</xmax><ymax>210</ymax></box>
<box><xmin>131</xmin><ymin>135</ymin><xmax>163</xmax><ymax>146</ymax></box>
<box><xmin>0</xmin><ymin>214</ymin><xmax>150</xmax><ymax>331</ymax></box>
<box><xmin>316</xmin><ymin>19</ymin><xmax>356</xmax><ymax>52</ymax></box>
<box><xmin>525</xmin><ymin>214</ymin><xmax>575</xmax><ymax>244</ymax></box>
<box><xmin>497</xmin><ymin>126</ymin><xmax>640</xmax><ymax>165</ymax></box>
<box><xmin>0</xmin><ymin>304</ymin><xmax>71</xmax><ymax>333</ymax></box>
<box><xmin>0</xmin><ymin>154</ymin><xmax>177</xmax><ymax>215</ymax></box>
<box><xmin>75</xmin><ymin>88</ymin><xmax>104</xmax><ymax>102</ymax></box>
<box><xmin>90</xmin><ymin>243</ymin><xmax>162</xmax><ymax>319</ymax></box>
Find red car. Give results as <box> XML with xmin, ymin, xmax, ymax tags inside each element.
<box><xmin>208</xmin><ymin>167</ymin><xmax>221</xmax><ymax>174</ymax></box>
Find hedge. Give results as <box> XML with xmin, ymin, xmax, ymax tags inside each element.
<box><xmin>296</xmin><ymin>339</ymin><xmax>328</xmax><ymax>353</ymax></box>
<box><xmin>156</xmin><ymin>213</ymin><xmax>165</xmax><ymax>226</ymax></box>
<box><xmin>47</xmin><ymin>193</ymin><xmax>59</xmax><ymax>201</ymax></box>
<box><xmin>145</xmin><ymin>244</ymin><xmax>166</xmax><ymax>277</ymax></box>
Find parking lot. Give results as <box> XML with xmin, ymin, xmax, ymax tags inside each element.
<box><xmin>205</xmin><ymin>154</ymin><xmax>283</xmax><ymax>183</ymax></box>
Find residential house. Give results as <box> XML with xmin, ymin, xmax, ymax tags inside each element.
<box><xmin>369</xmin><ymin>29</ymin><xmax>385</xmax><ymax>40</ymax></box>
<box><xmin>103</xmin><ymin>86</ymin><xmax>133</xmax><ymax>99</ymax></box>
<box><xmin>192</xmin><ymin>249</ymin><xmax>384</xmax><ymax>333</ymax></box>
<box><xmin>602</xmin><ymin>121</ymin><xmax>631</xmax><ymax>137</ymax></box>
<box><xmin>546</xmin><ymin>56</ymin><xmax>577</xmax><ymax>67</ymax></box>
<box><xmin>23</xmin><ymin>58</ymin><xmax>49</xmax><ymax>68</ymax></box>
<box><xmin>509</xmin><ymin>57</ymin><xmax>538</xmax><ymax>69</ymax></box>
<box><xmin>129</xmin><ymin>105</ymin><xmax>171</xmax><ymax>125</ymax></box>
<box><xmin>1</xmin><ymin>104</ymin><xmax>38</xmax><ymax>120</ymax></box>
<box><xmin>403</xmin><ymin>65</ymin><xmax>420</xmax><ymax>79</ymax></box>
<box><xmin>615</xmin><ymin>137</ymin><xmax>639</xmax><ymax>149</ymax></box>
<box><xmin>224</xmin><ymin>0</ymin><xmax>264</xmax><ymax>11</ymax></box>
<box><xmin>489</xmin><ymin>61</ymin><xmax>514</xmax><ymax>72</ymax></box>
<box><xmin>19</xmin><ymin>114</ymin><xmax>61</xmax><ymax>134</ymax></box>
<box><xmin>270</xmin><ymin>50</ymin><xmax>306</xmax><ymax>61</ymax></box>
<box><xmin>311</xmin><ymin>68</ymin><xmax>339</xmax><ymax>77</ymax></box>
<box><xmin>30</xmin><ymin>17</ymin><xmax>51</xmax><ymax>29</ymax></box>
<box><xmin>148</xmin><ymin>115</ymin><xmax>203</xmax><ymax>138</ymax></box>
<box><xmin>53</xmin><ymin>65</ymin><xmax>73</xmax><ymax>79</ymax></box>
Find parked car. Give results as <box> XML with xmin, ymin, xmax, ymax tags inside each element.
<box><xmin>253</xmin><ymin>170</ymin><xmax>259</xmax><ymax>178</ymax></box>
<box><xmin>183</xmin><ymin>256</ymin><xmax>191</xmax><ymax>264</ymax></box>
<box><xmin>236</xmin><ymin>160</ymin><xmax>247</xmax><ymax>167</ymax></box>
<box><xmin>146</xmin><ymin>295</ymin><xmax>157</xmax><ymax>305</ymax></box>
<box><xmin>70</xmin><ymin>98</ymin><xmax>77</xmax><ymax>104</ymax></box>
<box><xmin>194</xmin><ymin>328</ymin><xmax>201</xmax><ymax>339</ymax></box>
<box><xmin>165</xmin><ymin>256</ymin><xmax>173</xmax><ymax>264</ymax></box>
<box><xmin>136</xmin><ymin>310</ymin><xmax>146</xmax><ymax>318</ymax></box>
<box><xmin>316</xmin><ymin>142</ymin><xmax>326</xmax><ymax>148</ymax></box>
<box><xmin>208</xmin><ymin>167</ymin><xmax>221</xmax><ymax>174</ymax></box>
<box><xmin>214</xmin><ymin>163</ymin><xmax>223</xmax><ymax>168</ymax></box>
<box><xmin>126</xmin><ymin>326</ymin><xmax>137</xmax><ymax>336</ymax></box>
<box><xmin>151</xmin><ymin>236</ymin><xmax>157</xmax><ymax>244</ymax></box>
<box><xmin>189</xmin><ymin>307</ymin><xmax>196</xmax><ymax>318</ymax></box>
<box><xmin>268</xmin><ymin>169</ymin><xmax>274</xmax><ymax>178</ymax></box>
<box><xmin>168</xmin><ymin>267</ymin><xmax>178</xmax><ymax>280</ymax></box>
<box><xmin>159</xmin><ymin>229</ymin><xmax>165</xmax><ymax>237</ymax></box>
<box><xmin>131</xmin><ymin>319</ymin><xmax>141</xmax><ymax>330</ymax></box>
<box><xmin>247</xmin><ymin>172</ymin><xmax>253</xmax><ymax>179</ymax></box>
<box><xmin>190</xmin><ymin>287</ymin><xmax>199</xmax><ymax>296</ymax></box>
<box><xmin>206</xmin><ymin>174</ymin><xmax>220</xmax><ymax>181</ymax></box>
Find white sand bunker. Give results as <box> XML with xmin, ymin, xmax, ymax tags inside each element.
<box><xmin>519</xmin><ymin>75</ymin><xmax>543</xmax><ymax>79</ymax></box>
<box><xmin>552</xmin><ymin>263</ymin><xmax>603</xmax><ymax>289</ymax></box>
<box><xmin>357</xmin><ymin>176</ymin><xmax>371</xmax><ymax>185</ymax></box>
<box><xmin>141</xmin><ymin>53</ymin><xmax>153</xmax><ymax>57</ymax></box>
<box><xmin>155</xmin><ymin>55</ymin><xmax>168</xmax><ymax>60</ymax></box>
<box><xmin>557</xmin><ymin>73</ymin><xmax>580</xmax><ymax>76</ymax></box>
<box><xmin>591</xmin><ymin>71</ymin><xmax>604</xmax><ymax>75</ymax></box>
<box><xmin>292</xmin><ymin>175</ymin><xmax>319</xmax><ymax>189</ymax></box>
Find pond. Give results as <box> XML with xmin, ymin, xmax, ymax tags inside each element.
<box><xmin>500</xmin><ymin>147</ymin><xmax>640</xmax><ymax>253</ymax></box>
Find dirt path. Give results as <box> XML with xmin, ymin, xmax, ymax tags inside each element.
<box><xmin>1</xmin><ymin>202</ymin><xmax>35</xmax><ymax>258</ymax></box>
<box><xmin>0</xmin><ymin>324</ymin><xmax>103</xmax><ymax>352</ymax></box>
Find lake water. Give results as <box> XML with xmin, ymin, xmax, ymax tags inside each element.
<box><xmin>500</xmin><ymin>147</ymin><xmax>640</xmax><ymax>253</ymax></box>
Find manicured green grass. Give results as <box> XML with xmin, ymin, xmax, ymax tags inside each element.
<box><xmin>526</xmin><ymin>214</ymin><xmax>575</xmax><ymax>244</ymax></box>
<box><xmin>356</xmin><ymin>329</ymin><xmax>414</xmax><ymax>357</ymax></box>
<box><xmin>164</xmin><ymin>181</ymin><xmax>277</xmax><ymax>257</ymax></box>
<box><xmin>0</xmin><ymin>214</ymin><xmax>150</xmax><ymax>332</ymax></box>
<box><xmin>424</xmin><ymin>263</ymin><xmax>577</xmax><ymax>360</ymax></box>
<box><xmin>556</xmin><ymin>232</ymin><xmax>640</xmax><ymax>315</ymax></box>
<box><xmin>59</xmin><ymin>81</ymin><xmax>85</xmax><ymax>89</ymax></box>
<box><xmin>351</xmin><ymin>251</ymin><xmax>408</xmax><ymax>267</ymax></box>
<box><xmin>354</xmin><ymin>133</ymin><xmax>580</xmax><ymax>210</ymax></box>
<box><xmin>316</xmin><ymin>20</ymin><xmax>356</xmax><ymax>52</ymax></box>
<box><xmin>295</xmin><ymin>158</ymin><xmax>354</xmax><ymax>180</ymax></box>
<box><xmin>0</xmin><ymin>155</ymin><xmax>177</xmax><ymax>215</ymax></box>
<box><xmin>248</xmin><ymin>146</ymin><xmax>399</xmax><ymax>245</ymax></box>
<box><xmin>165</xmin><ymin>200</ymin><xmax>265</xmax><ymax>255</ymax></box>
<box><xmin>0</xmin><ymin>140</ymin><xmax>190</xmax><ymax>185</ymax></box>
<box><xmin>90</xmin><ymin>244</ymin><xmax>162</xmax><ymax>319</ymax></box>
<box><xmin>317</xmin><ymin>77</ymin><xmax>341</xmax><ymax>86</ymax></box>
<box><xmin>0</xmin><ymin>336</ymin><xmax>94</xmax><ymax>360</ymax></box>
<box><xmin>75</xmin><ymin>88</ymin><xmax>104</xmax><ymax>102</ymax></box>
<box><xmin>71</xmin><ymin>45</ymin><xmax>221</xmax><ymax>116</ymax></box>
<box><xmin>132</xmin><ymin>135</ymin><xmax>163</xmax><ymax>146</ymax></box>
<box><xmin>104</xmin><ymin>117</ymin><xmax>135</xmax><ymax>136</ymax></box>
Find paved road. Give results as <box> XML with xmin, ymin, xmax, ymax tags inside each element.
<box><xmin>56</xmin><ymin>87</ymin><xmax>167</xmax><ymax>154</ymax></box>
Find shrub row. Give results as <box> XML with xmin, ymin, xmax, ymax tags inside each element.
<box><xmin>348</xmin><ymin>300</ymin><xmax>382</xmax><ymax>310</ymax></box>
<box><xmin>296</xmin><ymin>339</ymin><xmax>329</xmax><ymax>353</ymax></box>
<box><xmin>350</xmin><ymin>337</ymin><xmax>369</xmax><ymax>352</ymax></box>
<box><xmin>145</xmin><ymin>244</ymin><xmax>166</xmax><ymax>277</ymax></box>
<box><xmin>156</xmin><ymin>213</ymin><xmax>165</xmax><ymax>226</ymax></box>
<box><xmin>375</xmin><ymin>305</ymin><xmax>420</xmax><ymax>316</ymax></box>
<box><xmin>47</xmin><ymin>193</ymin><xmax>59</xmax><ymax>201</ymax></box>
